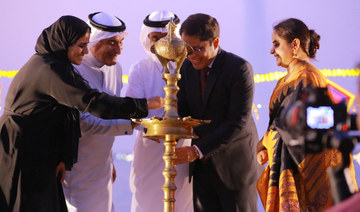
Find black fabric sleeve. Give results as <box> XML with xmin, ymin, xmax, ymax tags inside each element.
<box><xmin>38</xmin><ymin>59</ymin><xmax>148</xmax><ymax>119</ymax></box>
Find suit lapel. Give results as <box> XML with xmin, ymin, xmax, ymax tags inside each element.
<box><xmin>188</xmin><ymin>65</ymin><xmax>203</xmax><ymax>111</ymax></box>
<box><xmin>201</xmin><ymin>48</ymin><xmax>225</xmax><ymax>116</ymax></box>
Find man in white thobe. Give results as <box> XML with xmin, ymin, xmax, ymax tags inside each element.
<box><xmin>126</xmin><ymin>10</ymin><xmax>193</xmax><ymax>212</ymax></box>
<box><xmin>62</xmin><ymin>12</ymin><xmax>132</xmax><ymax>212</ymax></box>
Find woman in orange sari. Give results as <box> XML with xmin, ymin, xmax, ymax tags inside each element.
<box><xmin>256</xmin><ymin>18</ymin><xmax>357</xmax><ymax>211</ymax></box>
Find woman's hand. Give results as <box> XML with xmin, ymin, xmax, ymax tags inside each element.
<box><xmin>56</xmin><ymin>162</ymin><xmax>66</xmax><ymax>182</ymax></box>
<box><xmin>147</xmin><ymin>96</ymin><xmax>165</xmax><ymax>110</ymax></box>
<box><xmin>257</xmin><ymin>150</ymin><xmax>268</xmax><ymax>165</ymax></box>
<box><xmin>131</xmin><ymin>121</ymin><xmax>139</xmax><ymax>129</ymax></box>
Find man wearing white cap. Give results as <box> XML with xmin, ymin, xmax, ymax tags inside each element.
<box><xmin>126</xmin><ymin>10</ymin><xmax>193</xmax><ymax>212</ymax></box>
<box><xmin>62</xmin><ymin>12</ymin><xmax>163</xmax><ymax>212</ymax></box>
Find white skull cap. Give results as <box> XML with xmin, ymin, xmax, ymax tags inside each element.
<box><xmin>92</xmin><ymin>12</ymin><xmax>123</xmax><ymax>27</ymax></box>
<box><xmin>88</xmin><ymin>12</ymin><xmax>127</xmax><ymax>47</ymax></box>
<box><xmin>149</xmin><ymin>10</ymin><xmax>175</xmax><ymax>22</ymax></box>
<box><xmin>140</xmin><ymin>10</ymin><xmax>180</xmax><ymax>62</ymax></box>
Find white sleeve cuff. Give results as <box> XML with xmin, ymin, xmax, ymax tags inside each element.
<box><xmin>193</xmin><ymin>145</ymin><xmax>203</xmax><ymax>159</ymax></box>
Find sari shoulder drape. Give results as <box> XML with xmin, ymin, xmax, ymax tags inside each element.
<box><xmin>257</xmin><ymin>63</ymin><xmax>355</xmax><ymax>212</ymax></box>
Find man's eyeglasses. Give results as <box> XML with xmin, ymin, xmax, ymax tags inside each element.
<box><xmin>189</xmin><ymin>47</ymin><xmax>204</xmax><ymax>55</ymax></box>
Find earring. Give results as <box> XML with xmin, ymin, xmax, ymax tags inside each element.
<box><xmin>292</xmin><ymin>52</ymin><xmax>299</xmax><ymax>59</ymax></box>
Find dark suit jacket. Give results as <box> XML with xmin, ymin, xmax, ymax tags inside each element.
<box><xmin>177</xmin><ymin>48</ymin><xmax>261</xmax><ymax>189</ymax></box>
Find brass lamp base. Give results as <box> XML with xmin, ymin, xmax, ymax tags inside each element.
<box><xmin>132</xmin><ymin>117</ymin><xmax>209</xmax><ymax>212</ymax></box>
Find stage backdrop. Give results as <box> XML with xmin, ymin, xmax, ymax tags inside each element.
<box><xmin>1</xmin><ymin>0</ymin><xmax>360</xmax><ymax>211</ymax></box>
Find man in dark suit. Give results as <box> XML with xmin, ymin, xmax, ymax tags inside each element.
<box><xmin>175</xmin><ymin>13</ymin><xmax>261</xmax><ymax>212</ymax></box>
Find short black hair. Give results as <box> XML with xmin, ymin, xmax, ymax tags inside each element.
<box><xmin>180</xmin><ymin>13</ymin><xmax>220</xmax><ymax>42</ymax></box>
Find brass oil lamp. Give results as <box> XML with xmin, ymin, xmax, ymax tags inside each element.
<box><xmin>133</xmin><ymin>19</ymin><xmax>209</xmax><ymax>212</ymax></box>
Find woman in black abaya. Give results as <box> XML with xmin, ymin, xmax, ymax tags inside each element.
<box><xmin>0</xmin><ymin>16</ymin><xmax>152</xmax><ymax>212</ymax></box>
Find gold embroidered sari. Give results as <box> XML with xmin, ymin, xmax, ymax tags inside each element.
<box><xmin>257</xmin><ymin>63</ymin><xmax>357</xmax><ymax>212</ymax></box>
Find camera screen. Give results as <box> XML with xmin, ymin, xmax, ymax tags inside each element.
<box><xmin>306</xmin><ymin>106</ymin><xmax>334</xmax><ymax>129</ymax></box>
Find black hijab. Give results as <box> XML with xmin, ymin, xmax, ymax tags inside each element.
<box><xmin>35</xmin><ymin>16</ymin><xmax>91</xmax><ymax>170</ymax></box>
<box><xmin>35</xmin><ymin>15</ymin><xmax>90</xmax><ymax>62</ymax></box>
<box><xmin>35</xmin><ymin>15</ymin><xmax>91</xmax><ymax>90</ymax></box>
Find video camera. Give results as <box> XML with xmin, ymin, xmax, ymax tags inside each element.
<box><xmin>280</xmin><ymin>86</ymin><xmax>360</xmax><ymax>203</ymax></box>
<box><xmin>281</xmin><ymin>86</ymin><xmax>358</xmax><ymax>153</ymax></box>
